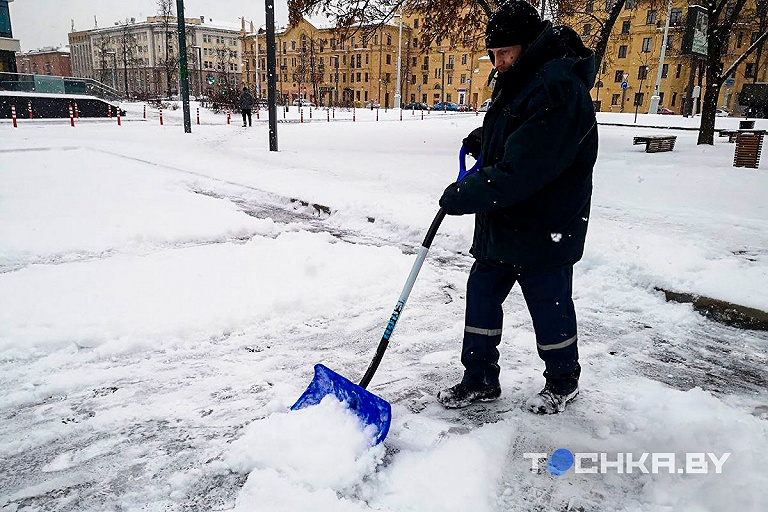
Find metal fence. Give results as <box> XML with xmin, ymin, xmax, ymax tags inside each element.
<box><xmin>0</xmin><ymin>72</ymin><xmax>120</xmax><ymax>101</ymax></box>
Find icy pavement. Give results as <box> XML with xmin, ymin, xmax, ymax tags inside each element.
<box><xmin>1</xmin><ymin>109</ymin><xmax>767</xmax><ymax>511</ymax></box>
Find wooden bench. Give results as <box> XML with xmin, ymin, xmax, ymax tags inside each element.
<box><xmin>633</xmin><ymin>135</ymin><xmax>677</xmax><ymax>153</ymax></box>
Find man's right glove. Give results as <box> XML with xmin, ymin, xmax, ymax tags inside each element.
<box><xmin>462</xmin><ymin>127</ymin><xmax>483</xmax><ymax>160</ymax></box>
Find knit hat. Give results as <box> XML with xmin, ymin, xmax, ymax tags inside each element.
<box><xmin>485</xmin><ymin>0</ymin><xmax>546</xmax><ymax>49</ymax></box>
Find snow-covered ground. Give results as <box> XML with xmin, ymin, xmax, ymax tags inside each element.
<box><xmin>1</xmin><ymin>104</ymin><xmax>766</xmax><ymax>512</ymax></box>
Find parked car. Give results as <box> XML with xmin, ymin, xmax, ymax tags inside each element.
<box><xmin>363</xmin><ymin>100</ymin><xmax>381</xmax><ymax>109</ymax></box>
<box><xmin>432</xmin><ymin>101</ymin><xmax>460</xmax><ymax>111</ymax></box>
<box><xmin>292</xmin><ymin>98</ymin><xmax>315</xmax><ymax>107</ymax></box>
<box><xmin>403</xmin><ymin>102</ymin><xmax>430</xmax><ymax>110</ymax></box>
<box><xmin>478</xmin><ymin>98</ymin><xmax>492</xmax><ymax>112</ymax></box>
<box><xmin>457</xmin><ymin>103</ymin><xmax>472</xmax><ymax>112</ymax></box>
<box><xmin>657</xmin><ymin>107</ymin><xmax>675</xmax><ymax>115</ymax></box>
<box><xmin>715</xmin><ymin>108</ymin><xmax>730</xmax><ymax>117</ymax></box>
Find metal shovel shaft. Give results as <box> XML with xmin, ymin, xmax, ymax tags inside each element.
<box><xmin>358</xmin><ymin>208</ymin><xmax>447</xmax><ymax>388</ymax></box>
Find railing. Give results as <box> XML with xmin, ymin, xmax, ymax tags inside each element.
<box><xmin>0</xmin><ymin>72</ymin><xmax>120</xmax><ymax>101</ymax></box>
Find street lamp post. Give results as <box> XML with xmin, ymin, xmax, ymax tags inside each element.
<box><xmin>192</xmin><ymin>45</ymin><xmax>203</xmax><ymax>98</ymax></box>
<box><xmin>439</xmin><ymin>50</ymin><xmax>446</xmax><ymax>105</ymax></box>
<box><xmin>649</xmin><ymin>0</ymin><xmax>673</xmax><ymax>114</ymax></box>
<box><xmin>393</xmin><ymin>11</ymin><xmax>403</xmax><ymax>109</ymax></box>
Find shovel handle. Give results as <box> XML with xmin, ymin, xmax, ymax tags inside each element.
<box><xmin>359</xmin><ymin>147</ymin><xmax>478</xmax><ymax>389</ymax></box>
<box><xmin>358</xmin><ymin>208</ymin><xmax>446</xmax><ymax>389</ymax></box>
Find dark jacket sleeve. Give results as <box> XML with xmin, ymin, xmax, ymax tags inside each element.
<box><xmin>440</xmin><ymin>79</ymin><xmax>593</xmax><ymax>215</ymax></box>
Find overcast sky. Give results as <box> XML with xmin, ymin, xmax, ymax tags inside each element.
<box><xmin>10</xmin><ymin>0</ymin><xmax>290</xmax><ymax>51</ymax></box>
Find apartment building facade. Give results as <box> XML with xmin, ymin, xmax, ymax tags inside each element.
<box><xmin>0</xmin><ymin>0</ymin><xmax>19</xmax><ymax>73</ymax></box>
<box><xmin>241</xmin><ymin>16</ymin><xmax>494</xmax><ymax>108</ymax></box>
<box><xmin>16</xmin><ymin>46</ymin><xmax>71</xmax><ymax>76</ymax></box>
<box><xmin>568</xmin><ymin>0</ymin><xmax>764</xmax><ymax>114</ymax></box>
<box><xmin>68</xmin><ymin>15</ymin><xmax>241</xmax><ymax>99</ymax></box>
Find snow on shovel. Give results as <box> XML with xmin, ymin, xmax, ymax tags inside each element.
<box><xmin>291</xmin><ymin>147</ymin><xmax>483</xmax><ymax>445</ymax></box>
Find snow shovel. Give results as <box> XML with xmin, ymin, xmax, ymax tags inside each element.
<box><xmin>291</xmin><ymin>147</ymin><xmax>482</xmax><ymax>445</ymax></box>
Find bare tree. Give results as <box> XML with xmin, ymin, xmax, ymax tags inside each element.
<box><xmin>697</xmin><ymin>0</ymin><xmax>768</xmax><ymax>144</ymax></box>
<box><xmin>157</xmin><ymin>0</ymin><xmax>179</xmax><ymax>98</ymax></box>
<box><xmin>117</xmin><ymin>20</ymin><xmax>139</xmax><ymax>98</ymax></box>
<box><xmin>94</xmin><ymin>35</ymin><xmax>113</xmax><ymax>87</ymax></box>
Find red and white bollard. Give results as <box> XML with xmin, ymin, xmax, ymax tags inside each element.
<box><xmin>475</xmin><ymin>105</ymin><xmax>479</xmax><ymax>116</ymax></box>
<box><xmin>421</xmin><ymin>110</ymin><xmax>424</xmax><ymax>121</ymax></box>
<box><xmin>327</xmin><ymin>109</ymin><xmax>330</xmax><ymax>122</ymax></box>
<box><xmin>309</xmin><ymin>107</ymin><xmax>312</xmax><ymax>119</ymax></box>
<box><xmin>227</xmin><ymin>108</ymin><xmax>231</xmax><ymax>124</ymax></box>
<box><xmin>28</xmin><ymin>100</ymin><xmax>33</xmax><ymax>119</ymax></box>
<box><xmin>11</xmin><ymin>105</ymin><xmax>17</xmax><ymax>128</ymax></box>
<box><xmin>196</xmin><ymin>107</ymin><xmax>200</xmax><ymax>125</ymax></box>
<box><xmin>332</xmin><ymin>107</ymin><xmax>335</xmax><ymax>119</ymax></box>
<box><xmin>108</xmin><ymin>106</ymin><xmax>113</xmax><ymax>118</ymax></box>
<box><xmin>74</xmin><ymin>102</ymin><xmax>80</xmax><ymax>119</ymax></box>
<box><xmin>117</xmin><ymin>108</ymin><xmax>121</xmax><ymax>126</ymax></box>
<box><xmin>159</xmin><ymin>106</ymin><xmax>164</xmax><ymax>125</ymax></box>
<box><xmin>376</xmin><ymin>109</ymin><xmax>379</xmax><ymax>122</ymax></box>
<box><xmin>68</xmin><ymin>105</ymin><xmax>75</xmax><ymax>127</ymax></box>
<box><xmin>256</xmin><ymin>108</ymin><xmax>260</xmax><ymax>120</ymax></box>
<box><xmin>399</xmin><ymin>109</ymin><xmax>403</xmax><ymax>121</ymax></box>
<box><xmin>353</xmin><ymin>107</ymin><xmax>356</xmax><ymax>122</ymax></box>
<box><xmin>143</xmin><ymin>104</ymin><xmax>147</xmax><ymax>119</ymax></box>
<box><xmin>300</xmin><ymin>110</ymin><xmax>304</xmax><ymax>123</ymax></box>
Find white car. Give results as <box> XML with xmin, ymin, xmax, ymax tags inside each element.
<box><xmin>292</xmin><ymin>98</ymin><xmax>315</xmax><ymax>107</ymax></box>
<box><xmin>478</xmin><ymin>98</ymin><xmax>492</xmax><ymax>112</ymax></box>
<box><xmin>715</xmin><ymin>109</ymin><xmax>729</xmax><ymax>117</ymax></box>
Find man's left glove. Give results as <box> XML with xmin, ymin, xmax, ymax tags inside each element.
<box><xmin>439</xmin><ymin>182</ymin><xmax>463</xmax><ymax>215</ymax></box>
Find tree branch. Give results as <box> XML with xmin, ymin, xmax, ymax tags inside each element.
<box><xmin>723</xmin><ymin>30</ymin><xmax>768</xmax><ymax>80</ymax></box>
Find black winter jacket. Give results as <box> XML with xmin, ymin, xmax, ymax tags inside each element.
<box><xmin>240</xmin><ymin>90</ymin><xmax>254</xmax><ymax>110</ymax></box>
<box><xmin>440</xmin><ymin>23</ymin><xmax>598</xmax><ymax>268</ymax></box>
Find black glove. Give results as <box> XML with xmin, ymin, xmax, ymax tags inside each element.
<box><xmin>439</xmin><ymin>182</ymin><xmax>464</xmax><ymax>215</ymax></box>
<box><xmin>462</xmin><ymin>127</ymin><xmax>483</xmax><ymax>160</ymax></box>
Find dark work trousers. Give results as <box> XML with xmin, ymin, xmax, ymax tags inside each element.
<box><xmin>241</xmin><ymin>108</ymin><xmax>252</xmax><ymax>126</ymax></box>
<box><xmin>461</xmin><ymin>260</ymin><xmax>581</xmax><ymax>394</ymax></box>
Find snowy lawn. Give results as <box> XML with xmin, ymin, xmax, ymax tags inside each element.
<box><xmin>0</xmin><ymin>106</ymin><xmax>766</xmax><ymax>511</ymax></box>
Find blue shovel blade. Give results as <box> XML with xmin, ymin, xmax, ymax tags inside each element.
<box><xmin>291</xmin><ymin>364</ymin><xmax>392</xmax><ymax>445</ymax></box>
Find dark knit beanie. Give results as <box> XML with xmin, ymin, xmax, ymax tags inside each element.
<box><xmin>485</xmin><ymin>0</ymin><xmax>545</xmax><ymax>49</ymax></box>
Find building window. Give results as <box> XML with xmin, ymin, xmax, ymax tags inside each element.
<box><xmin>447</xmin><ymin>74</ymin><xmax>453</xmax><ymax>85</ymax></box>
<box><xmin>634</xmin><ymin>92</ymin><xmax>645</xmax><ymax>106</ymax></box>
<box><xmin>646</xmin><ymin>10</ymin><xmax>656</xmax><ymax>25</ymax></box>
<box><xmin>642</xmin><ymin>37</ymin><xmax>652</xmax><ymax>52</ymax></box>
<box><xmin>662</xmin><ymin>63</ymin><xmax>669</xmax><ymax>78</ymax></box>
<box><xmin>611</xmin><ymin>93</ymin><xmax>621</xmax><ymax>106</ymax></box>
<box><xmin>621</xmin><ymin>20</ymin><xmax>631</xmax><ymax>34</ymax></box>
<box><xmin>671</xmin><ymin>92</ymin><xmax>677</xmax><ymax>106</ymax></box>
<box><xmin>462</xmin><ymin>54</ymin><xmax>468</xmax><ymax>65</ymax></box>
<box><xmin>586</xmin><ymin>0</ymin><xmax>594</xmax><ymax>13</ymax></box>
<box><xmin>386</xmin><ymin>54</ymin><xmax>391</xmax><ymax>65</ymax></box>
<box><xmin>670</xmin><ymin>8</ymin><xmax>683</xmax><ymax>26</ymax></box>
<box><xmin>583</xmin><ymin>24</ymin><xmax>592</xmax><ymax>36</ymax></box>
<box><xmin>423</xmin><ymin>74</ymin><xmax>428</xmax><ymax>84</ymax></box>
<box><xmin>614</xmin><ymin>69</ymin><xmax>624</xmax><ymax>82</ymax></box>
<box><xmin>666</xmin><ymin>34</ymin><xmax>674</xmax><ymax>51</ymax></box>
<box><xmin>625</xmin><ymin>0</ymin><xmax>637</xmax><ymax>9</ymax></box>
<box><xmin>737</xmin><ymin>32</ymin><xmax>743</xmax><ymax>48</ymax></box>
<box><xmin>618</xmin><ymin>45</ymin><xmax>628</xmax><ymax>58</ymax></box>
<box><xmin>414</xmin><ymin>19</ymin><xmax>419</xmax><ymax>29</ymax></box>
<box><xmin>638</xmin><ymin>65</ymin><xmax>648</xmax><ymax>80</ymax></box>
<box><xmin>676</xmin><ymin>63</ymin><xmax>682</xmax><ymax>78</ymax></box>
<box><xmin>746</xmin><ymin>62</ymin><xmax>757</xmax><ymax>78</ymax></box>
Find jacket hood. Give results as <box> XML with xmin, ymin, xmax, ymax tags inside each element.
<box><xmin>490</xmin><ymin>22</ymin><xmax>596</xmax><ymax>89</ymax></box>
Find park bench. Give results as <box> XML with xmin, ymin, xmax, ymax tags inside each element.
<box><xmin>633</xmin><ymin>135</ymin><xmax>677</xmax><ymax>153</ymax></box>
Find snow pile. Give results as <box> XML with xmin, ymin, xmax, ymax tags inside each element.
<box><xmin>227</xmin><ymin>396</ymin><xmax>383</xmax><ymax>511</ymax></box>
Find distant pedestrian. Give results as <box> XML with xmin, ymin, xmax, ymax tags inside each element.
<box><xmin>240</xmin><ymin>87</ymin><xmax>253</xmax><ymax>127</ymax></box>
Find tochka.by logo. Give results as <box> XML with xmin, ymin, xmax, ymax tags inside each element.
<box><xmin>524</xmin><ymin>449</ymin><xmax>731</xmax><ymax>476</ymax></box>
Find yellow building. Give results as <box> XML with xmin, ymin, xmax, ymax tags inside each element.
<box><xmin>568</xmin><ymin>0</ymin><xmax>763</xmax><ymax>114</ymax></box>
<box><xmin>241</xmin><ymin>16</ymin><xmax>494</xmax><ymax>108</ymax></box>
